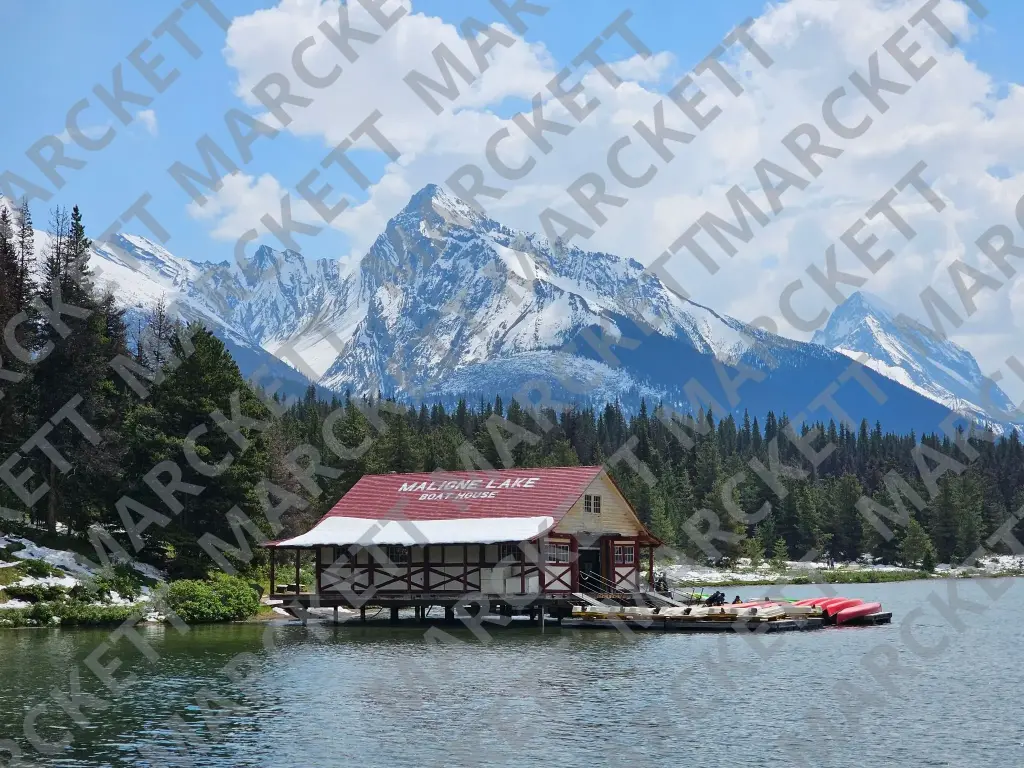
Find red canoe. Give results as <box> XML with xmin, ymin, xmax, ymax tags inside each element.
<box><xmin>836</xmin><ymin>602</ymin><xmax>883</xmax><ymax>624</ymax></box>
<box><xmin>822</xmin><ymin>598</ymin><xmax>863</xmax><ymax>617</ymax></box>
<box><xmin>815</xmin><ymin>597</ymin><xmax>850</xmax><ymax>610</ymax></box>
<box><xmin>793</xmin><ymin>598</ymin><xmax>820</xmax><ymax>606</ymax></box>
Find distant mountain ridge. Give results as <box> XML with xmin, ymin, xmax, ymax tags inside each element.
<box><xmin>77</xmin><ymin>185</ymin><xmax>1018</xmax><ymax>435</ymax></box>
<box><xmin>812</xmin><ymin>291</ymin><xmax>1019</xmax><ymax>432</ymax></box>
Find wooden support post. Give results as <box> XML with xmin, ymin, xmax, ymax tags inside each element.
<box><xmin>520</xmin><ymin>545</ymin><xmax>525</xmax><ymax>593</ymax></box>
<box><xmin>540</xmin><ymin>603</ymin><xmax>546</xmax><ymax>633</ymax></box>
<box><xmin>294</xmin><ymin>549</ymin><xmax>301</xmax><ymax>594</ymax></box>
<box><xmin>269</xmin><ymin>549</ymin><xmax>276</xmax><ymax>595</ymax></box>
<box><xmin>425</xmin><ymin>546</ymin><xmax>432</xmax><ymax>591</ymax></box>
<box><xmin>648</xmin><ymin>545</ymin><xmax>655</xmax><ymax>589</ymax></box>
<box><xmin>390</xmin><ymin>606</ymin><xmax>399</xmax><ymax>622</ymax></box>
<box><xmin>360</xmin><ymin>606</ymin><xmax>366</xmax><ymax>623</ymax></box>
<box><xmin>569</xmin><ymin>536</ymin><xmax>579</xmax><ymax>593</ymax></box>
<box><xmin>444</xmin><ymin>606</ymin><xmax>454</xmax><ymax>621</ymax></box>
<box><xmin>315</xmin><ymin>547</ymin><xmax>322</xmax><ymax>595</ymax></box>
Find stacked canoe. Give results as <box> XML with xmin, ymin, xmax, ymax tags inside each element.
<box><xmin>569</xmin><ymin>596</ymin><xmax>891</xmax><ymax>628</ymax></box>
<box><xmin>792</xmin><ymin>596</ymin><xmax>890</xmax><ymax>625</ymax></box>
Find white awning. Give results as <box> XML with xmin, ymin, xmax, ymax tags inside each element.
<box><xmin>271</xmin><ymin>516</ymin><xmax>556</xmax><ymax>548</ymax></box>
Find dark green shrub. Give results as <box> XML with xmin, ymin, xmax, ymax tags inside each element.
<box><xmin>55</xmin><ymin>602</ymin><xmax>135</xmax><ymax>627</ymax></box>
<box><xmin>4</xmin><ymin>584</ymin><xmax>68</xmax><ymax>603</ymax></box>
<box><xmin>209</xmin><ymin>573</ymin><xmax>260</xmax><ymax>620</ymax></box>
<box><xmin>0</xmin><ymin>602</ymin><xmax>138</xmax><ymax>628</ymax></box>
<box><xmin>166</xmin><ymin>575</ymin><xmax>260</xmax><ymax>624</ymax></box>
<box><xmin>0</xmin><ymin>609</ymin><xmax>30</xmax><ymax>627</ymax></box>
<box><xmin>92</xmin><ymin>564</ymin><xmax>144</xmax><ymax>601</ymax></box>
<box><xmin>20</xmin><ymin>559</ymin><xmax>60</xmax><ymax>578</ymax></box>
<box><xmin>166</xmin><ymin>580</ymin><xmax>222</xmax><ymax>623</ymax></box>
<box><xmin>29</xmin><ymin>602</ymin><xmax>55</xmax><ymax>623</ymax></box>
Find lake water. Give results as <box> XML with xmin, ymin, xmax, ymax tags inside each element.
<box><xmin>1</xmin><ymin>578</ymin><xmax>1022</xmax><ymax>767</ymax></box>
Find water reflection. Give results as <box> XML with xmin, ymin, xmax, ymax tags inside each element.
<box><xmin>0</xmin><ymin>579</ymin><xmax>1021</xmax><ymax>767</ymax></box>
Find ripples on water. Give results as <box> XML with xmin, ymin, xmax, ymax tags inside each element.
<box><xmin>1</xmin><ymin>579</ymin><xmax>1022</xmax><ymax>767</ymax></box>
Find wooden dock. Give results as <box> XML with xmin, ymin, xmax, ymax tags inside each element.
<box><xmin>561</xmin><ymin>616</ymin><xmax>826</xmax><ymax>633</ymax></box>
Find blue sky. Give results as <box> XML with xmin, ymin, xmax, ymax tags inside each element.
<box><xmin>0</xmin><ymin>0</ymin><xmax>803</xmax><ymax>265</ymax></box>
<box><xmin>3</xmin><ymin>0</ymin><xmax>1024</xmax><ymax>395</ymax></box>
<box><xmin>1</xmin><ymin>0</ymin><xmax>1021</xmax><ymax>266</ymax></box>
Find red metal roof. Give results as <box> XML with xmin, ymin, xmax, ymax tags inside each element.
<box><xmin>319</xmin><ymin>466</ymin><xmax>605</xmax><ymax>523</ymax></box>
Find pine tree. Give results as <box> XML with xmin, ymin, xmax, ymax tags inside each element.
<box><xmin>14</xmin><ymin>197</ymin><xmax>35</xmax><ymax>313</ymax></box>
<box><xmin>742</xmin><ymin>533</ymin><xmax>765</xmax><ymax>568</ymax></box>
<box><xmin>649</xmin><ymin>491</ymin><xmax>675</xmax><ymax>547</ymax></box>
<box><xmin>121</xmin><ymin>325</ymin><xmax>272</xmax><ymax>576</ymax></box>
<box><xmin>770</xmin><ymin>537</ymin><xmax>789</xmax><ymax>570</ymax></box>
<box><xmin>899</xmin><ymin>518</ymin><xmax>934</xmax><ymax>568</ymax></box>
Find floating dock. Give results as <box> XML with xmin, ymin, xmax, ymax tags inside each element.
<box><xmin>562</xmin><ymin>616</ymin><xmax>825</xmax><ymax>633</ymax></box>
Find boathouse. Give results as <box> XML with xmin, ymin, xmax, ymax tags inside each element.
<box><xmin>265</xmin><ymin>466</ymin><xmax>659</xmax><ymax>611</ymax></box>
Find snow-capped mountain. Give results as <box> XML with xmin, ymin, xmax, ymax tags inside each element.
<box><xmin>82</xmin><ymin>185</ymin><xmax>1016</xmax><ymax>434</ymax></box>
<box><xmin>812</xmin><ymin>291</ymin><xmax>1019</xmax><ymax>433</ymax></box>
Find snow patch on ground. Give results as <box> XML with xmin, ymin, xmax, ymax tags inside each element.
<box><xmin>659</xmin><ymin>554</ymin><xmax>1024</xmax><ymax>585</ymax></box>
<box><xmin>941</xmin><ymin>554</ymin><xmax>1024</xmax><ymax>577</ymax></box>
<box><xmin>0</xmin><ymin>534</ymin><xmax>166</xmax><ymax>583</ymax></box>
<box><xmin>12</xmin><ymin>575</ymin><xmax>79</xmax><ymax>589</ymax></box>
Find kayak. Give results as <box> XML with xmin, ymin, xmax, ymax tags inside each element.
<box><xmin>837</xmin><ymin>602</ymin><xmax>883</xmax><ymax>624</ymax></box>
<box><xmin>822</xmin><ymin>598</ymin><xmax>863</xmax><ymax>617</ymax></box>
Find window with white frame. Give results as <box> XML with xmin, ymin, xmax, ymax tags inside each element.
<box><xmin>383</xmin><ymin>545</ymin><xmax>408</xmax><ymax>566</ymax></box>
<box><xmin>584</xmin><ymin>494</ymin><xmax>592</xmax><ymax>515</ymax></box>
<box><xmin>546</xmin><ymin>543</ymin><xmax>570</xmax><ymax>563</ymax></box>
<box><xmin>614</xmin><ymin>545</ymin><xmax>634</xmax><ymax>565</ymax></box>
<box><xmin>498</xmin><ymin>543</ymin><xmax>520</xmax><ymax>562</ymax></box>
<box><xmin>593</xmin><ymin>495</ymin><xmax>601</xmax><ymax>516</ymax></box>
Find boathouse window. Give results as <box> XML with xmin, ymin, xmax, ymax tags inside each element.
<box><xmin>614</xmin><ymin>545</ymin><xmax>634</xmax><ymax>565</ymax></box>
<box><xmin>498</xmin><ymin>543</ymin><xmax>519</xmax><ymax>562</ymax></box>
<box><xmin>384</xmin><ymin>545</ymin><xmax>408</xmax><ymax>565</ymax></box>
<box><xmin>546</xmin><ymin>543</ymin><xmax>570</xmax><ymax>563</ymax></box>
<box><xmin>584</xmin><ymin>494</ymin><xmax>602</xmax><ymax>517</ymax></box>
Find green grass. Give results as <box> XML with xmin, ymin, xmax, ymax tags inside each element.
<box><xmin>0</xmin><ymin>566</ymin><xmax>25</xmax><ymax>587</ymax></box>
<box><xmin>815</xmin><ymin>573</ymin><xmax>929</xmax><ymax>581</ymax></box>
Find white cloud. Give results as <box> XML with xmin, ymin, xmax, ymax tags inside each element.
<box><xmin>135</xmin><ymin>109</ymin><xmax>158</xmax><ymax>137</ymax></box>
<box><xmin>186</xmin><ymin>172</ymin><xmax>323</xmax><ymax>249</ymax></box>
<box><xmin>215</xmin><ymin>0</ymin><xmax>1024</xmax><ymax>398</ymax></box>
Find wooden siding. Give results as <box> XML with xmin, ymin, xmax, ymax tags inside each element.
<box><xmin>553</xmin><ymin>471</ymin><xmax>646</xmax><ymax>538</ymax></box>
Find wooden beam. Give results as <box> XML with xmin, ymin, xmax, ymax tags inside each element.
<box><xmin>538</xmin><ymin>538</ymin><xmax>546</xmax><ymax>595</ymax></box>
<box><xmin>569</xmin><ymin>535</ymin><xmax>579</xmax><ymax>593</ymax></box>
<box><xmin>424</xmin><ymin>546</ymin><xmax>430</xmax><ymax>591</ymax></box>
<box><xmin>294</xmin><ymin>549</ymin><xmax>301</xmax><ymax>594</ymax></box>
<box><xmin>520</xmin><ymin>544</ymin><xmax>525</xmax><ymax>593</ymax></box>
<box><xmin>269</xmin><ymin>549</ymin><xmax>276</xmax><ymax>594</ymax></box>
